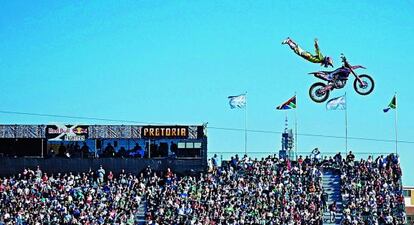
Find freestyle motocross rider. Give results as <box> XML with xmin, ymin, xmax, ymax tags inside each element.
<box><xmin>282</xmin><ymin>37</ymin><xmax>334</xmax><ymax>68</ymax></box>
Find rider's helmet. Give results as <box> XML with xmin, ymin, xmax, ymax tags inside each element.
<box><xmin>322</xmin><ymin>56</ymin><xmax>334</xmax><ymax>68</ymax></box>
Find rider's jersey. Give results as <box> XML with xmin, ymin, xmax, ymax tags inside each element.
<box><xmin>303</xmin><ymin>44</ymin><xmax>324</xmax><ymax>63</ymax></box>
<box><xmin>293</xmin><ymin>42</ymin><xmax>324</xmax><ymax>63</ymax></box>
<box><xmin>305</xmin><ymin>52</ymin><xmax>324</xmax><ymax>63</ymax></box>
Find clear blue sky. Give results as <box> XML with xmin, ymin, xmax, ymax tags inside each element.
<box><xmin>0</xmin><ymin>1</ymin><xmax>413</xmax><ymax>185</ymax></box>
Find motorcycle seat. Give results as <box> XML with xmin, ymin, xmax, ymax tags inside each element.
<box><xmin>309</xmin><ymin>67</ymin><xmax>346</xmax><ymax>75</ymax></box>
<box><xmin>308</xmin><ymin>71</ymin><xmax>332</xmax><ymax>75</ymax></box>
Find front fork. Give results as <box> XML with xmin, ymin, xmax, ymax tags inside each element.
<box><xmin>350</xmin><ymin>68</ymin><xmax>365</xmax><ymax>86</ymax></box>
<box><xmin>344</xmin><ymin>61</ymin><xmax>365</xmax><ymax>86</ymax></box>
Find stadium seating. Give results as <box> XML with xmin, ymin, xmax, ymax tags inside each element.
<box><xmin>340</xmin><ymin>154</ymin><xmax>406</xmax><ymax>224</ymax></box>
<box><xmin>146</xmin><ymin>154</ymin><xmax>324</xmax><ymax>224</ymax></box>
<box><xmin>0</xmin><ymin>153</ymin><xmax>405</xmax><ymax>224</ymax></box>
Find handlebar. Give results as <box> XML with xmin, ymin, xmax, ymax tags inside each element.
<box><xmin>340</xmin><ymin>53</ymin><xmax>347</xmax><ymax>63</ymax></box>
<box><xmin>340</xmin><ymin>54</ymin><xmax>358</xmax><ymax>76</ymax></box>
<box><xmin>341</xmin><ymin>53</ymin><xmax>352</xmax><ymax>69</ymax></box>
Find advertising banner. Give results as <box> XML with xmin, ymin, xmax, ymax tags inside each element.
<box><xmin>46</xmin><ymin>125</ymin><xmax>88</xmax><ymax>141</ymax></box>
<box><xmin>141</xmin><ymin>126</ymin><xmax>188</xmax><ymax>139</ymax></box>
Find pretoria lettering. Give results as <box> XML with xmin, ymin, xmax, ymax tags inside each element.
<box><xmin>143</xmin><ymin>127</ymin><xmax>187</xmax><ymax>137</ymax></box>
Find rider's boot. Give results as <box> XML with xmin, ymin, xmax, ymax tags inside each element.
<box><xmin>281</xmin><ymin>37</ymin><xmax>291</xmax><ymax>45</ymax></box>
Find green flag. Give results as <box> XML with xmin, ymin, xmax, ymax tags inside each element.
<box><xmin>383</xmin><ymin>95</ymin><xmax>396</xmax><ymax>113</ymax></box>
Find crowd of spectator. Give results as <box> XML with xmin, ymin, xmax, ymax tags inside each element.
<box><xmin>0</xmin><ymin>166</ymin><xmax>145</xmax><ymax>225</ymax></box>
<box><xmin>339</xmin><ymin>153</ymin><xmax>406</xmax><ymax>225</ymax></box>
<box><xmin>146</xmin><ymin>154</ymin><xmax>324</xmax><ymax>224</ymax></box>
<box><xmin>48</xmin><ymin>142</ymin><xmax>147</xmax><ymax>159</ymax></box>
<box><xmin>46</xmin><ymin>141</ymin><xmax>198</xmax><ymax>159</ymax></box>
<box><xmin>0</xmin><ymin>152</ymin><xmax>406</xmax><ymax>225</ymax></box>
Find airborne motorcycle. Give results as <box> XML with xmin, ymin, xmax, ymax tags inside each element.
<box><xmin>308</xmin><ymin>54</ymin><xmax>375</xmax><ymax>103</ymax></box>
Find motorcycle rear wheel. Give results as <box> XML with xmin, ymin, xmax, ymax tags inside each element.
<box><xmin>353</xmin><ymin>74</ymin><xmax>374</xmax><ymax>95</ymax></box>
<box><xmin>309</xmin><ymin>82</ymin><xmax>330</xmax><ymax>103</ymax></box>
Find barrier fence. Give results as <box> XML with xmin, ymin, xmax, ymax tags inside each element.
<box><xmin>208</xmin><ymin>151</ymin><xmax>392</xmax><ymax>165</ymax></box>
<box><xmin>0</xmin><ymin>157</ymin><xmax>206</xmax><ymax>176</ymax></box>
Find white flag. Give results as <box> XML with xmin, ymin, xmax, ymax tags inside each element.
<box><xmin>326</xmin><ymin>95</ymin><xmax>346</xmax><ymax>110</ymax></box>
<box><xmin>228</xmin><ymin>94</ymin><xmax>246</xmax><ymax>109</ymax></box>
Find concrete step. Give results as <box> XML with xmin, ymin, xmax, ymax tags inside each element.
<box><xmin>323</xmin><ymin>181</ymin><xmax>340</xmax><ymax>184</ymax></box>
<box><xmin>323</xmin><ymin>213</ymin><xmax>342</xmax><ymax>218</ymax></box>
<box><xmin>322</xmin><ymin>180</ymin><xmax>340</xmax><ymax>183</ymax></box>
<box><xmin>325</xmin><ymin>193</ymin><xmax>341</xmax><ymax>197</ymax></box>
<box><xmin>135</xmin><ymin>197</ymin><xmax>147</xmax><ymax>225</ymax></box>
<box><xmin>326</xmin><ymin>199</ymin><xmax>342</xmax><ymax>202</ymax></box>
<box><xmin>325</xmin><ymin>191</ymin><xmax>341</xmax><ymax>195</ymax></box>
<box><xmin>324</xmin><ymin>191</ymin><xmax>341</xmax><ymax>194</ymax></box>
<box><xmin>325</xmin><ymin>202</ymin><xmax>343</xmax><ymax>206</ymax></box>
<box><xmin>323</xmin><ymin>182</ymin><xmax>340</xmax><ymax>185</ymax></box>
<box><xmin>322</xmin><ymin>178</ymin><xmax>340</xmax><ymax>181</ymax></box>
<box><xmin>323</xmin><ymin>186</ymin><xmax>340</xmax><ymax>189</ymax></box>
<box><xmin>322</xmin><ymin>176</ymin><xmax>340</xmax><ymax>179</ymax></box>
<box><xmin>324</xmin><ymin>186</ymin><xmax>341</xmax><ymax>189</ymax></box>
<box><xmin>322</xmin><ymin>171</ymin><xmax>343</xmax><ymax>225</ymax></box>
<box><xmin>323</xmin><ymin>213</ymin><xmax>343</xmax><ymax>225</ymax></box>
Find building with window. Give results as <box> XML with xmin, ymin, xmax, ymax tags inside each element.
<box><xmin>0</xmin><ymin>124</ymin><xmax>207</xmax><ymax>175</ymax></box>
<box><xmin>404</xmin><ymin>186</ymin><xmax>414</xmax><ymax>224</ymax></box>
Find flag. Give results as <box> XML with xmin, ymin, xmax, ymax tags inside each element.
<box><xmin>276</xmin><ymin>95</ymin><xmax>296</xmax><ymax>110</ymax></box>
<box><xmin>228</xmin><ymin>94</ymin><xmax>246</xmax><ymax>109</ymax></box>
<box><xmin>383</xmin><ymin>95</ymin><xmax>396</xmax><ymax>113</ymax></box>
<box><xmin>326</xmin><ymin>95</ymin><xmax>346</xmax><ymax>110</ymax></box>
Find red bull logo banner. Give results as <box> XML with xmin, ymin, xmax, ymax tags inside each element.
<box><xmin>46</xmin><ymin>125</ymin><xmax>89</xmax><ymax>141</ymax></box>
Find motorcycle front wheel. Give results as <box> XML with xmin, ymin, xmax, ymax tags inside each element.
<box><xmin>309</xmin><ymin>82</ymin><xmax>330</xmax><ymax>103</ymax></box>
<box><xmin>354</xmin><ymin>74</ymin><xmax>374</xmax><ymax>95</ymax></box>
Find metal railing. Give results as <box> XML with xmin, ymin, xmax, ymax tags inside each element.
<box><xmin>209</xmin><ymin>151</ymin><xmax>390</xmax><ymax>159</ymax></box>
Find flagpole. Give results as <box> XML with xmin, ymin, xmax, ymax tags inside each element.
<box><xmin>244</xmin><ymin>91</ymin><xmax>247</xmax><ymax>156</ymax></box>
<box><xmin>395</xmin><ymin>92</ymin><xmax>398</xmax><ymax>155</ymax></box>
<box><xmin>294</xmin><ymin>92</ymin><xmax>298</xmax><ymax>160</ymax></box>
<box><xmin>345</xmin><ymin>92</ymin><xmax>348</xmax><ymax>154</ymax></box>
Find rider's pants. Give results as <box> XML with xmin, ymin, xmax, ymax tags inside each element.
<box><xmin>287</xmin><ymin>41</ymin><xmax>322</xmax><ymax>64</ymax></box>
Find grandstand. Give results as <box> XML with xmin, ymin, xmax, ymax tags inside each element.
<box><xmin>0</xmin><ymin>151</ymin><xmax>405</xmax><ymax>224</ymax></box>
<box><xmin>0</xmin><ymin>125</ymin><xmax>407</xmax><ymax>224</ymax></box>
<box><xmin>0</xmin><ymin>124</ymin><xmax>208</xmax><ymax>175</ymax></box>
